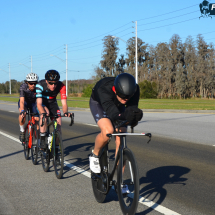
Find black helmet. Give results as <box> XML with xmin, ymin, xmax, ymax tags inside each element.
<box><xmin>45</xmin><ymin>70</ymin><xmax>60</xmax><ymax>81</ymax></box>
<box><xmin>114</xmin><ymin>73</ymin><xmax>137</xmax><ymax>99</ymax></box>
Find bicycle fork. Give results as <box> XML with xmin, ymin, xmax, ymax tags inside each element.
<box><xmin>120</xmin><ymin>136</ymin><xmax>134</xmax><ymax>184</ymax></box>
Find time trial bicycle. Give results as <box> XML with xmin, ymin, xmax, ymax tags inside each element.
<box><xmin>40</xmin><ymin>113</ymin><xmax>74</xmax><ymax>179</ymax></box>
<box><xmin>91</xmin><ymin>120</ymin><xmax>151</xmax><ymax>215</ymax></box>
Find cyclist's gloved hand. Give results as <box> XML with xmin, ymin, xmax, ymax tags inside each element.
<box><xmin>19</xmin><ymin>110</ymin><xmax>26</xmax><ymax>116</ymax></box>
<box><xmin>64</xmin><ymin>112</ymin><xmax>71</xmax><ymax>117</ymax></box>
<box><xmin>130</xmin><ymin>106</ymin><xmax>143</xmax><ymax>121</ymax></box>
<box><xmin>124</xmin><ymin>106</ymin><xmax>136</xmax><ymax>123</ymax></box>
<box><xmin>130</xmin><ymin>121</ymin><xmax>138</xmax><ymax>128</ymax></box>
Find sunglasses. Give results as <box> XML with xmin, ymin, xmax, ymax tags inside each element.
<box><xmin>28</xmin><ymin>82</ymin><xmax>37</xmax><ymax>86</ymax></box>
<box><xmin>48</xmin><ymin>81</ymin><xmax>58</xmax><ymax>85</ymax></box>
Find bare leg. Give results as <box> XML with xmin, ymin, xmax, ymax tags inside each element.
<box><xmin>93</xmin><ymin>118</ymin><xmax>114</xmax><ymax>156</ymax></box>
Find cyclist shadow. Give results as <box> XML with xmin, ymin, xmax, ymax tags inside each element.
<box><xmin>62</xmin><ymin>142</ymin><xmax>94</xmax><ymax>179</ymax></box>
<box><xmin>137</xmin><ymin>166</ymin><xmax>190</xmax><ymax>214</ymax></box>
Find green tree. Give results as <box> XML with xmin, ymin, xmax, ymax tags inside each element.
<box><xmin>100</xmin><ymin>35</ymin><xmax>119</xmax><ymax>77</ymax></box>
<box><xmin>139</xmin><ymin>80</ymin><xmax>158</xmax><ymax>99</ymax></box>
<box><xmin>82</xmin><ymin>84</ymin><xmax>94</xmax><ymax>97</ymax></box>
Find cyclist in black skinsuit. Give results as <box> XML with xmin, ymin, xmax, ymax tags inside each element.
<box><xmin>36</xmin><ymin>70</ymin><xmax>71</xmax><ymax>149</ymax></box>
<box><xmin>89</xmin><ymin>73</ymin><xmax>143</xmax><ymax>194</ymax></box>
<box><xmin>18</xmin><ymin>73</ymin><xmax>39</xmax><ymax>142</ymax></box>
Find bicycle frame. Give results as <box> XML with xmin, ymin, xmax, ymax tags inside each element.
<box><xmin>24</xmin><ymin>110</ymin><xmax>36</xmax><ymax>149</ymax></box>
<box><xmin>46</xmin><ymin>119</ymin><xmax>58</xmax><ymax>154</ymax></box>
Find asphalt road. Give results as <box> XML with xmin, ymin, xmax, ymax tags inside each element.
<box><xmin>0</xmin><ymin>102</ymin><xmax>215</xmax><ymax>214</ymax></box>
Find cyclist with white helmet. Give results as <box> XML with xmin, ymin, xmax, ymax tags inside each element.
<box><xmin>89</xmin><ymin>73</ymin><xmax>143</xmax><ymax>193</ymax></box>
<box><xmin>18</xmin><ymin>72</ymin><xmax>39</xmax><ymax>142</ymax></box>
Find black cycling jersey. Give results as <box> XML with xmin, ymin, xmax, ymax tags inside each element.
<box><xmin>91</xmin><ymin>77</ymin><xmax>140</xmax><ymax>121</ymax></box>
<box><xmin>36</xmin><ymin>79</ymin><xmax>67</xmax><ymax>104</ymax></box>
<box><xmin>19</xmin><ymin>82</ymin><xmax>36</xmax><ymax>103</ymax></box>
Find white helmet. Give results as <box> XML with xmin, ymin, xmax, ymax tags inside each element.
<box><xmin>26</xmin><ymin>73</ymin><xmax>39</xmax><ymax>82</ymax></box>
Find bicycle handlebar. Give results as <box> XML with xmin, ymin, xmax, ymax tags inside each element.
<box><xmin>40</xmin><ymin>113</ymin><xmax>74</xmax><ymax>127</ymax></box>
<box><xmin>107</xmin><ymin>120</ymin><xmax>152</xmax><ymax>143</ymax></box>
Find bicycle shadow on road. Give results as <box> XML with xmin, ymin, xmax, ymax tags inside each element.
<box><xmin>137</xmin><ymin>165</ymin><xmax>190</xmax><ymax>214</ymax></box>
<box><xmin>62</xmin><ymin>142</ymin><xmax>94</xmax><ymax>179</ymax></box>
<box><xmin>0</xmin><ymin>149</ymin><xmax>23</xmax><ymax>160</ymax></box>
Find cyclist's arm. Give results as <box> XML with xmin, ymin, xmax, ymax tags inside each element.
<box><xmin>61</xmin><ymin>99</ymin><xmax>68</xmax><ymax>114</ymax></box>
<box><xmin>98</xmin><ymin>89</ymin><xmax>123</xmax><ymax>121</ymax></box>
<box><xmin>19</xmin><ymin>97</ymin><xmax>25</xmax><ymax>112</ymax></box>
<box><xmin>59</xmin><ymin>82</ymin><xmax>68</xmax><ymax>114</ymax></box>
<box><xmin>36</xmin><ymin>97</ymin><xmax>45</xmax><ymax>114</ymax></box>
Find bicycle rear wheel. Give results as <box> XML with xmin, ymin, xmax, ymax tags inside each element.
<box><xmin>117</xmin><ymin>148</ymin><xmax>139</xmax><ymax>215</ymax></box>
<box><xmin>31</xmin><ymin>125</ymin><xmax>39</xmax><ymax>165</ymax></box>
<box><xmin>53</xmin><ymin>131</ymin><xmax>64</xmax><ymax>179</ymax></box>
<box><xmin>91</xmin><ymin>145</ymin><xmax>108</xmax><ymax>203</ymax></box>
<box><xmin>23</xmin><ymin>125</ymin><xmax>30</xmax><ymax>160</ymax></box>
<box><xmin>41</xmin><ymin>137</ymin><xmax>50</xmax><ymax>172</ymax></box>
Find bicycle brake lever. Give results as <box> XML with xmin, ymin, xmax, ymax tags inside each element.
<box><xmin>145</xmin><ymin>133</ymin><xmax>152</xmax><ymax>144</ymax></box>
<box><xmin>69</xmin><ymin>113</ymin><xmax>74</xmax><ymax>126</ymax></box>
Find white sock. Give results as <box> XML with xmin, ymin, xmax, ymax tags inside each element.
<box><xmin>20</xmin><ymin>125</ymin><xmax>24</xmax><ymax>132</ymax></box>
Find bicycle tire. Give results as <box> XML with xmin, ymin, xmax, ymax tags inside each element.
<box><xmin>91</xmin><ymin>145</ymin><xmax>108</xmax><ymax>203</ymax></box>
<box><xmin>117</xmin><ymin>148</ymin><xmax>139</xmax><ymax>215</ymax></box>
<box><xmin>23</xmin><ymin>125</ymin><xmax>30</xmax><ymax>160</ymax></box>
<box><xmin>31</xmin><ymin>125</ymin><xmax>39</xmax><ymax>165</ymax></box>
<box><xmin>53</xmin><ymin>131</ymin><xmax>64</xmax><ymax>179</ymax></box>
<box><xmin>41</xmin><ymin>136</ymin><xmax>50</xmax><ymax>172</ymax></box>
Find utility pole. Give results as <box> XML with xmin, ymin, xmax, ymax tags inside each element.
<box><xmin>132</xmin><ymin>21</ymin><xmax>138</xmax><ymax>84</ymax></box>
<box><xmin>66</xmin><ymin>44</ymin><xmax>68</xmax><ymax>97</ymax></box>
<box><xmin>9</xmin><ymin>63</ymin><xmax>11</xmax><ymax>94</ymax></box>
<box><xmin>31</xmin><ymin>56</ymin><xmax>32</xmax><ymax>73</ymax></box>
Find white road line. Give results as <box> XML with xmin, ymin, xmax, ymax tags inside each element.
<box><xmin>9</xmin><ymin>111</ymin><xmax>15</xmax><ymax>112</ymax></box>
<box><xmin>83</xmin><ymin>123</ymin><xmax>98</xmax><ymax>127</ymax></box>
<box><xmin>0</xmin><ymin>130</ymin><xmax>181</xmax><ymax>215</ymax></box>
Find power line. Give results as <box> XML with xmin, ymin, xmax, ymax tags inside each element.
<box><xmin>138</xmin><ymin>17</ymin><xmax>198</xmax><ymax>32</ymax></box>
<box><xmin>137</xmin><ymin>4</ymin><xmax>199</xmax><ymax>22</ymax></box>
<box><xmin>138</xmin><ymin>10</ymin><xmax>199</xmax><ymax>27</ymax></box>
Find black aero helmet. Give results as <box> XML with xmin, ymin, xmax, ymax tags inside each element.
<box><xmin>45</xmin><ymin>70</ymin><xmax>60</xmax><ymax>81</ymax></box>
<box><xmin>114</xmin><ymin>73</ymin><xmax>137</xmax><ymax>99</ymax></box>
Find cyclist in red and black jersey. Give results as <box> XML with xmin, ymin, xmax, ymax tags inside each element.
<box><xmin>89</xmin><ymin>73</ymin><xmax>143</xmax><ymax>180</ymax></box>
<box><xmin>36</xmin><ymin>70</ymin><xmax>71</xmax><ymax>149</ymax></box>
<box><xmin>18</xmin><ymin>73</ymin><xmax>39</xmax><ymax>142</ymax></box>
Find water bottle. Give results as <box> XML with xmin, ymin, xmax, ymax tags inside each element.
<box><xmin>47</xmin><ymin>133</ymin><xmax>52</xmax><ymax>149</ymax></box>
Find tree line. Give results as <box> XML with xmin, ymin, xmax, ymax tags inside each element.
<box><xmin>1</xmin><ymin>33</ymin><xmax>214</xmax><ymax>99</ymax></box>
<box><xmin>94</xmin><ymin>34</ymin><xmax>215</xmax><ymax>99</ymax></box>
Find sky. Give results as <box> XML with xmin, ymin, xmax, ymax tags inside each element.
<box><xmin>0</xmin><ymin>0</ymin><xmax>215</xmax><ymax>83</ymax></box>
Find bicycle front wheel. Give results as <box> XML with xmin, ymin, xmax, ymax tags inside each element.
<box><xmin>117</xmin><ymin>148</ymin><xmax>139</xmax><ymax>215</ymax></box>
<box><xmin>53</xmin><ymin>131</ymin><xmax>64</xmax><ymax>179</ymax></box>
<box><xmin>23</xmin><ymin>125</ymin><xmax>30</xmax><ymax>160</ymax></box>
<box><xmin>31</xmin><ymin>125</ymin><xmax>39</xmax><ymax>165</ymax></box>
<box><xmin>41</xmin><ymin>136</ymin><xmax>50</xmax><ymax>172</ymax></box>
